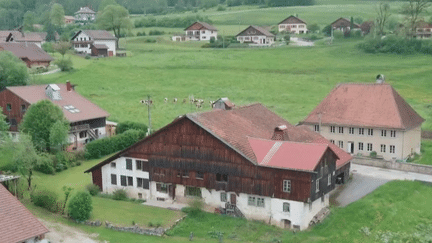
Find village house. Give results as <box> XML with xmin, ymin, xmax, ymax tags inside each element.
<box><xmin>0</xmin><ymin>81</ymin><xmax>110</xmax><ymax>150</ymax></box>
<box><xmin>0</xmin><ymin>177</ymin><xmax>49</xmax><ymax>243</ymax></box>
<box><xmin>74</xmin><ymin>7</ymin><xmax>96</xmax><ymax>23</ymax></box>
<box><xmin>0</xmin><ymin>31</ymin><xmax>43</xmax><ymax>48</ymax></box>
<box><xmin>300</xmin><ymin>76</ymin><xmax>424</xmax><ymax>161</ymax></box>
<box><xmin>278</xmin><ymin>16</ymin><xmax>308</xmax><ymax>34</ymax></box>
<box><xmin>71</xmin><ymin>30</ymin><xmax>117</xmax><ymax>57</ymax></box>
<box><xmin>64</xmin><ymin>16</ymin><xmax>75</xmax><ymax>25</ymax></box>
<box><xmin>236</xmin><ymin>26</ymin><xmax>275</xmax><ymax>46</ymax></box>
<box><xmin>85</xmin><ymin>102</ymin><xmax>351</xmax><ymax>230</ymax></box>
<box><xmin>181</xmin><ymin>22</ymin><xmax>218</xmax><ymax>41</ymax></box>
<box><xmin>415</xmin><ymin>21</ymin><xmax>432</xmax><ymax>38</ymax></box>
<box><xmin>0</xmin><ymin>42</ymin><xmax>53</xmax><ymax>68</ymax></box>
<box><xmin>330</xmin><ymin>17</ymin><xmax>360</xmax><ymax>31</ymax></box>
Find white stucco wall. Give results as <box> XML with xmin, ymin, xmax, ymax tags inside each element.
<box><xmin>72</xmin><ymin>32</ymin><xmax>91</xmax><ymax>54</ymax></box>
<box><xmin>237</xmin><ymin>35</ymin><xmax>274</xmax><ymax>46</ymax></box>
<box><xmin>94</xmin><ymin>39</ymin><xmax>116</xmax><ymax>56</ymax></box>
<box><xmin>278</xmin><ymin>24</ymin><xmax>308</xmax><ymax>34</ymax></box>
<box><xmin>185</xmin><ymin>30</ymin><xmax>218</xmax><ymax>41</ymax></box>
<box><xmin>402</xmin><ymin>125</ymin><xmax>422</xmax><ymax>157</ymax></box>
<box><xmin>68</xmin><ymin>126</ymin><xmax>107</xmax><ymax>144</ymax></box>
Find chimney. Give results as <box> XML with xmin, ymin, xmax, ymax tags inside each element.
<box><xmin>66</xmin><ymin>80</ymin><xmax>73</xmax><ymax>91</ymax></box>
<box><xmin>271</xmin><ymin>125</ymin><xmax>289</xmax><ymax>141</ymax></box>
<box><xmin>376</xmin><ymin>74</ymin><xmax>385</xmax><ymax>84</ymax></box>
<box><xmin>213</xmin><ymin>98</ymin><xmax>235</xmax><ymax>110</ymax></box>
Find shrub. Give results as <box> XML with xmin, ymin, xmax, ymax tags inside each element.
<box><xmin>357</xmin><ymin>36</ymin><xmax>432</xmax><ymax>55</ymax></box>
<box><xmin>31</xmin><ymin>189</ymin><xmax>59</xmax><ymax>213</ymax></box>
<box><xmin>136</xmin><ymin>31</ymin><xmax>146</xmax><ymax>36</ymax></box>
<box><xmin>85</xmin><ymin>129</ymin><xmax>146</xmax><ymax>159</ymax></box>
<box><xmin>148</xmin><ymin>30</ymin><xmax>165</xmax><ymax>36</ymax></box>
<box><xmin>55</xmin><ymin>58</ymin><xmax>73</xmax><ymax>71</ymax></box>
<box><xmin>112</xmin><ymin>189</ymin><xmax>128</xmax><ymax>201</ymax></box>
<box><xmin>84</xmin><ymin>55</ymin><xmax>91</xmax><ymax>60</ymax></box>
<box><xmin>284</xmin><ymin>34</ymin><xmax>290</xmax><ymax>44</ymax></box>
<box><xmin>35</xmin><ymin>152</ymin><xmax>55</xmax><ymax>174</ymax></box>
<box><xmin>217</xmin><ymin>5</ymin><xmax>226</xmax><ymax>11</ymax></box>
<box><xmin>187</xmin><ymin>199</ymin><xmax>204</xmax><ymax>216</ymax></box>
<box><xmin>148</xmin><ymin>221</ymin><xmax>162</xmax><ymax>227</ymax></box>
<box><xmin>42</xmin><ymin>42</ymin><xmax>54</xmax><ymax>53</ymax></box>
<box><xmin>144</xmin><ymin>38</ymin><xmax>157</xmax><ymax>43</ymax></box>
<box><xmin>370</xmin><ymin>151</ymin><xmax>377</xmax><ymax>158</ymax></box>
<box><xmin>86</xmin><ymin>184</ymin><xmax>100</xmax><ymax>196</ymax></box>
<box><xmin>116</xmin><ymin>121</ymin><xmax>148</xmax><ymax>134</ymax></box>
<box><xmin>68</xmin><ymin>191</ymin><xmax>93</xmax><ymax>221</ymax></box>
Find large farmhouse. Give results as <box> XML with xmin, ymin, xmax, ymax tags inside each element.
<box><xmin>236</xmin><ymin>26</ymin><xmax>275</xmax><ymax>46</ymax></box>
<box><xmin>0</xmin><ymin>42</ymin><xmax>53</xmax><ymax>68</ymax></box>
<box><xmin>330</xmin><ymin>17</ymin><xmax>360</xmax><ymax>31</ymax></box>
<box><xmin>85</xmin><ymin>103</ymin><xmax>351</xmax><ymax>230</ymax></box>
<box><xmin>300</xmin><ymin>78</ymin><xmax>424</xmax><ymax>161</ymax></box>
<box><xmin>0</xmin><ymin>81</ymin><xmax>110</xmax><ymax>149</ymax></box>
<box><xmin>74</xmin><ymin>7</ymin><xmax>96</xmax><ymax>23</ymax></box>
<box><xmin>71</xmin><ymin>30</ymin><xmax>117</xmax><ymax>57</ymax></box>
<box><xmin>278</xmin><ymin>16</ymin><xmax>308</xmax><ymax>34</ymax></box>
<box><xmin>184</xmin><ymin>22</ymin><xmax>218</xmax><ymax>41</ymax></box>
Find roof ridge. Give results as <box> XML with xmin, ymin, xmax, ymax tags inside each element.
<box><xmin>388</xmin><ymin>85</ymin><xmax>405</xmax><ymax>129</ymax></box>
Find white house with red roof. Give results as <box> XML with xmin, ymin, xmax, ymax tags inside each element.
<box><xmin>278</xmin><ymin>16</ymin><xmax>308</xmax><ymax>34</ymax></box>
<box><xmin>0</xmin><ymin>81</ymin><xmax>110</xmax><ymax>149</ymax></box>
<box><xmin>85</xmin><ymin>102</ymin><xmax>351</xmax><ymax>230</ymax></box>
<box><xmin>300</xmin><ymin>76</ymin><xmax>424</xmax><ymax>161</ymax></box>
<box><xmin>183</xmin><ymin>22</ymin><xmax>218</xmax><ymax>41</ymax></box>
<box><xmin>236</xmin><ymin>26</ymin><xmax>275</xmax><ymax>46</ymax></box>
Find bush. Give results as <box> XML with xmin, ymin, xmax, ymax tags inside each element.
<box><xmin>35</xmin><ymin>152</ymin><xmax>55</xmax><ymax>174</ymax></box>
<box><xmin>144</xmin><ymin>38</ymin><xmax>157</xmax><ymax>43</ymax></box>
<box><xmin>86</xmin><ymin>184</ymin><xmax>100</xmax><ymax>196</ymax></box>
<box><xmin>31</xmin><ymin>189</ymin><xmax>59</xmax><ymax>213</ymax></box>
<box><xmin>112</xmin><ymin>189</ymin><xmax>128</xmax><ymax>201</ymax></box>
<box><xmin>357</xmin><ymin>36</ymin><xmax>432</xmax><ymax>55</ymax></box>
<box><xmin>68</xmin><ymin>191</ymin><xmax>93</xmax><ymax>221</ymax></box>
<box><xmin>187</xmin><ymin>199</ymin><xmax>204</xmax><ymax>216</ymax></box>
<box><xmin>148</xmin><ymin>30</ymin><xmax>165</xmax><ymax>36</ymax></box>
<box><xmin>85</xmin><ymin>129</ymin><xmax>146</xmax><ymax>159</ymax></box>
<box><xmin>116</xmin><ymin>121</ymin><xmax>148</xmax><ymax>134</ymax></box>
<box><xmin>84</xmin><ymin>55</ymin><xmax>91</xmax><ymax>60</ymax></box>
<box><xmin>134</xmin><ymin>15</ymin><xmax>212</xmax><ymax>28</ymax></box>
<box><xmin>370</xmin><ymin>151</ymin><xmax>377</xmax><ymax>158</ymax></box>
<box><xmin>55</xmin><ymin>58</ymin><xmax>73</xmax><ymax>71</ymax></box>
<box><xmin>42</xmin><ymin>42</ymin><xmax>54</xmax><ymax>53</ymax></box>
<box><xmin>136</xmin><ymin>31</ymin><xmax>146</xmax><ymax>36</ymax></box>
<box><xmin>217</xmin><ymin>5</ymin><xmax>226</xmax><ymax>11</ymax></box>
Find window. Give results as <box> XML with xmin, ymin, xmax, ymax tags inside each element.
<box><xmin>216</xmin><ymin>173</ymin><xmax>228</xmax><ymax>182</ymax></box>
<box><xmin>238</xmin><ymin>37</ymin><xmax>243</xmax><ymax>41</ymax></box>
<box><xmin>314</xmin><ymin>125</ymin><xmax>320</xmax><ymax>132</ymax></box>
<box><xmin>380</xmin><ymin>144</ymin><xmax>386</xmax><ymax>153</ymax></box>
<box><xmin>330</xmin><ymin>139</ymin><xmax>335</xmax><ymax>144</ymax></box>
<box><xmin>349</xmin><ymin>127</ymin><xmax>354</xmax><ymax>134</ymax></box>
<box><xmin>185</xmin><ymin>186</ymin><xmax>202</xmax><ymax>198</ymax></box>
<box><xmin>111</xmin><ymin>162</ymin><xmax>116</xmax><ymax>168</ymax></box>
<box><xmin>367</xmin><ymin>143</ymin><xmax>373</xmax><ymax>152</ymax></box>
<box><xmin>257</xmin><ymin>198</ymin><xmax>265</xmax><ymax>207</ymax></box>
<box><xmin>338</xmin><ymin>127</ymin><xmax>344</xmax><ymax>134</ymax></box>
<box><xmin>358</xmin><ymin>128</ymin><xmax>364</xmax><ymax>135</ymax></box>
<box><xmin>338</xmin><ymin>141</ymin><xmax>344</xmax><ymax>148</ymax></box>
<box><xmin>283</xmin><ymin>180</ymin><xmax>291</xmax><ymax>193</ymax></box>
<box><xmin>142</xmin><ymin>179</ymin><xmax>149</xmax><ymax>189</ymax></box>
<box><xmin>21</xmin><ymin>105</ymin><xmax>26</xmax><ymax>112</ymax></box>
<box><xmin>358</xmin><ymin>142</ymin><xmax>364</xmax><ymax>151</ymax></box>
<box><xmin>127</xmin><ymin>176</ymin><xmax>133</xmax><ymax>186</ymax></box>
<box><xmin>390</xmin><ymin>130</ymin><xmax>396</xmax><ymax>138</ymax></box>
<box><xmin>120</xmin><ymin>175</ymin><xmax>127</xmax><ymax>186</ymax></box>
<box><xmin>283</xmin><ymin>202</ymin><xmax>290</xmax><ymax>212</ymax></box>
<box><xmin>390</xmin><ymin>145</ymin><xmax>395</xmax><ymax>153</ymax></box>
<box><xmin>248</xmin><ymin>196</ymin><xmax>256</xmax><ymax>206</ymax></box>
<box><xmin>381</xmin><ymin>130</ymin><xmax>387</xmax><ymax>137</ymax></box>
<box><xmin>137</xmin><ymin>177</ymin><xmax>143</xmax><ymax>187</ymax></box>
<box><xmin>182</xmin><ymin>170</ymin><xmax>189</xmax><ymax>178</ymax></box>
<box><xmin>138</xmin><ymin>160</ymin><xmax>149</xmax><ymax>171</ymax></box>
<box><xmin>79</xmin><ymin>131</ymin><xmax>87</xmax><ymax>138</ymax></box>
<box><xmin>328</xmin><ymin>174</ymin><xmax>331</xmax><ymax>186</ymax></box>
<box><xmin>316</xmin><ymin>180</ymin><xmax>320</xmax><ymax>192</ymax></box>
<box><xmin>330</xmin><ymin>126</ymin><xmax>336</xmax><ymax>133</ymax></box>
<box><xmin>111</xmin><ymin>174</ymin><xmax>117</xmax><ymax>185</ymax></box>
<box><xmin>156</xmin><ymin>183</ymin><xmax>168</xmax><ymax>193</ymax></box>
<box><xmin>136</xmin><ymin>160</ymin><xmax>142</xmax><ymax>170</ymax></box>
<box><xmin>368</xmin><ymin>129</ymin><xmax>374</xmax><ymax>136</ymax></box>
<box><xmin>138</xmin><ymin>193</ymin><xmax>142</xmax><ymax>199</ymax></box>
<box><xmin>126</xmin><ymin>159</ymin><xmax>132</xmax><ymax>170</ymax></box>
<box><xmin>220</xmin><ymin>192</ymin><xmax>227</xmax><ymax>202</ymax></box>
<box><xmin>196</xmin><ymin>171</ymin><xmax>204</xmax><ymax>179</ymax></box>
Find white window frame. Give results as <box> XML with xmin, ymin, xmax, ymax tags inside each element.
<box><xmin>367</xmin><ymin>143</ymin><xmax>373</xmax><ymax>152</ymax></box>
<box><xmin>390</xmin><ymin>130</ymin><xmax>396</xmax><ymax>138</ymax></box>
<box><xmin>314</xmin><ymin>125</ymin><xmax>320</xmax><ymax>132</ymax></box>
<box><xmin>390</xmin><ymin>145</ymin><xmax>395</xmax><ymax>154</ymax></box>
<box><xmin>283</xmin><ymin>202</ymin><xmax>290</xmax><ymax>213</ymax></box>
<box><xmin>328</xmin><ymin>174</ymin><xmax>331</xmax><ymax>186</ymax></box>
<box><xmin>381</xmin><ymin>144</ymin><xmax>386</xmax><ymax>153</ymax></box>
<box><xmin>358</xmin><ymin>142</ymin><xmax>364</xmax><ymax>151</ymax></box>
<box><xmin>257</xmin><ymin>197</ymin><xmax>265</xmax><ymax>208</ymax></box>
<box><xmin>338</xmin><ymin>140</ymin><xmax>344</xmax><ymax>148</ymax></box>
<box><xmin>220</xmin><ymin>192</ymin><xmax>227</xmax><ymax>202</ymax></box>
<box><xmin>330</xmin><ymin>126</ymin><xmax>335</xmax><ymax>133</ymax></box>
<box><xmin>330</xmin><ymin>139</ymin><xmax>335</xmax><ymax>144</ymax></box>
<box><xmin>358</xmin><ymin>128</ymin><xmax>364</xmax><ymax>135</ymax></box>
<box><xmin>338</xmin><ymin>127</ymin><xmax>344</xmax><ymax>134</ymax></box>
<box><xmin>381</xmin><ymin>130</ymin><xmax>387</xmax><ymax>137</ymax></box>
<box><xmin>368</xmin><ymin>129</ymin><xmax>373</xmax><ymax>136</ymax></box>
<box><xmin>283</xmin><ymin>180</ymin><xmax>291</xmax><ymax>193</ymax></box>
<box><xmin>248</xmin><ymin>196</ymin><xmax>256</xmax><ymax>206</ymax></box>
<box><xmin>349</xmin><ymin>127</ymin><xmax>354</xmax><ymax>134</ymax></box>
<box><xmin>316</xmin><ymin>180</ymin><xmax>320</xmax><ymax>192</ymax></box>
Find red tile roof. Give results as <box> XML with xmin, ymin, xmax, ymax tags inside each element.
<box><xmin>249</xmin><ymin>137</ymin><xmax>330</xmax><ymax>172</ymax></box>
<box><xmin>185</xmin><ymin>22</ymin><xmax>218</xmax><ymax>31</ymax></box>
<box><xmin>278</xmin><ymin>15</ymin><xmax>307</xmax><ymax>25</ymax></box>
<box><xmin>0</xmin><ymin>43</ymin><xmax>53</xmax><ymax>62</ymax></box>
<box><xmin>7</xmin><ymin>83</ymin><xmax>109</xmax><ymax>123</ymax></box>
<box><xmin>0</xmin><ymin>184</ymin><xmax>49</xmax><ymax>243</ymax></box>
<box><xmin>301</xmin><ymin>83</ymin><xmax>424</xmax><ymax>130</ymax></box>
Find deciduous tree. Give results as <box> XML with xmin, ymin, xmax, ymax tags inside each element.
<box><xmin>0</xmin><ymin>51</ymin><xmax>28</xmax><ymax>90</ymax></box>
<box><xmin>53</xmin><ymin>41</ymin><xmax>71</xmax><ymax>58</ymax></box>
<box><xmin>403</xmin><ymin>0</ymin><xmax>430</xmax><ymax>38</ymax></box>
<box><xmin>0</xmin><ymin>110</ymin><xmax>9</xmax><ymax>139</ymax></box>
<box><xmin>50</xmin><ymin>3</ymin><xmax>65</xmax><ymax>27</ymax></box>
<box><xmin>375</xmin><ymin>2</ymin><xmax>391</xmax><ymax>36</ymax></box>
<box><xmin>97</xmin><ymin>4</ymin><xmax>133</xmax><ymax>48</ymax></box>
<box><xmin>49</xmin><ymin>120</ymin><xmax>70</xmax><ymax>152</ymax></box>
<box><xmin>14</xmin><ymin>134</ymin><xmax>39</xmax><ymax>190</ymax></box>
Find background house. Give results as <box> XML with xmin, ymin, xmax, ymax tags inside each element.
<box><xmin>300</xmin><ymin>78</ymin><xmax>424</xmax><ymax>161</ymax></box>
<box><xmin>74</xmin><ymin>7</ymin><xmax>96</xmax><ymax>23</ymax></box>
<box><xmin>331</xmin><ymin>17</ymin><xmax>360</xmax><ymax>31</ymax></box>
<box><xmin>0</xmin><ymin>42</ymin><xmax>53</xmax><ymax>68</ymax></box>
<box><xmin>0</xmin><ymin>81</ymin><xmax>110</xmax><ymax>150</ymax></box>
<box><xmin>236</xmin><ymin>26</ymin><xmax>275</xmax><ymax>46</ymax></box>
<box><xmin>71</xmin><ymin>30</ymin><xmax>117</xmax><ymax>56</ymax></box>
<box><xmin>184</xmin><ymin>22</ymin><xmax>218</xmax><ymax>41</ymax></box>
<box><xmin>278</xmin><ymin>16</ymin><xmax>308</xmax><ymax>34</ymax></box>
<box><xmin>415</xmin><ymin>21</ymin><xmax>432</xmax><ymax>38</ymax></box>
<box><xmin>85</xmin><ymin>102</ymin><xmax>351</xmax><ymax>230</ymax></box>
<box><xmin>64</xmin><ymin>16</ymin><xmax>75</xmax><ymax>25</ymax></box>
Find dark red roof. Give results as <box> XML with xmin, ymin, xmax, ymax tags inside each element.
<box><xmin>185</xmin><ymin>22</ymin><xmax>218</xmax><ymax>31</ymax></box>
<box><xmin>0</xmin><ymin>43</ymin><xmax>53</xmax><ymax>62</ymax></box>
<box><xmin>6</xmin><ymin>83</ymin><xmax>109</xmax><ymax>123</ymax></box>
<box><xmin>236</xmin><ymin>26</ymin><xmax>275</xmax><ymax>37</ymax></box>
<box><xmin>278</xmin><ymin>15</ymin><xmax>307</xmax><ymax>25</ymax></box>
<box><xmin>0</xmin><ymin>184</ymin><xmax>49</xmax><ymax>243</ymax></box>
<box><xmin>301</xmin><ymin>83</ymin><xmax>424</xmax><ymax>130</ymax></box>
<box><xmin>92</xmin><ymin>44</ymin><xmax>109</xmax><ymax>49</ymax></box>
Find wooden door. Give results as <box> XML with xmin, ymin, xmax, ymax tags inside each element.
<box><xmin>169</xmin><ymin>184</ymin><xmax>176</xmax><ymax>200</ymax></box>
<box><xmin>108</xmin><ymin>51</ymin><xmax>113</xmax><ymax>57</ymax></box>
<box><xmin>230</xmin><ymin>194</ymin><xmax>236</xmax><ymax>205</ymax></box>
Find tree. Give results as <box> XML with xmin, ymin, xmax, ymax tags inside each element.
<box><xmin>23</xmin><ymin>11</ymin><xmax>36</xmax><ymax>31</ymax></box>
<box><xmin>97</xmin><ymin>4</ymin><xmax>133</xmax><ymax>48</ymax></box>
<box><xmin>49</xmin><ymin>120</ymin><xmax>70</xmax><ymax>152</ymax></box>
<box><xmin>322</xmin><ymin>25</ymin><xmax>332</xmax><ymax>36</ymax></box>
<box><xmin>403</xmin><ymin>0</ymin><xmax>430</xmax><ymax>38</ymax></box>
<box><xmin>53</xmin><ymin>41</ymin><xmax>71</xmax><ymax>58</ymax></box>
<box><xmin>0</xmin><ymin>51</ymin><xmax>29</xmax><ymax>90</ymax></box>
<box><xmin>99</xmin><ymin>0</ymin><xmax>117</xmax><ymax>11</ymax></box>
<box><xmin>68</xmin><ymin>191</ymin><xmax>93</xmax><ymax>221</ymax></box>
<box><xmin>308</xmin><ymin>23</ymin><xmax>320</xmax><ymax>33</ymax></box>
<box><xmin>0</xmin><ymin>110</ymin><xmax>9</xmax><ymax>139</ymax></box>
<box><xmin>14</xmin><ymin>134</ymin><xmax>39</xmax><ymax>190</ymax></box>
<box><xmin>360</xmin><ymin>21</ymin><xmax>374</xmax><ymax>35</ymax></box>
<box><xmin>375</xmin><ymin>2</ymin><xmax>391</xmax><ymax>36</ymax></box>
<box><xmin>62</xmin><ymin>186</ymin><xmax>73</xmax><ymax>215</ymax></box>
<box><xmin>20</xmin><ymin>100</ymin><xmax>68</xmax><ymax>152</ymax></box>
<box><xmin>50</xmin><ymin>3</ymin><xmax>65</xmax><ymax>27</ymax></box>
<box><xmin>45</xmin><ymin>22</ymin><xmax>57</xmax><ymax>42</ymax></box>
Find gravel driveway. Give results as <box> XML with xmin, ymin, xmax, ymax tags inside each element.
<box><xmin>39</xmin><ymin>218</ymin><xmax>100</xmax><ymax>243</ymax></box>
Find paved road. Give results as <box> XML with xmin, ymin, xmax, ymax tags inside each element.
<box><xmin>334</xmin><ymin>164</ymin><xmax>432</xmax><ymax>207</ymax></box>
<box><xmin>36</xmin><ymin>68</ymin><xmax>60</xmax><ymax>75</ymax></box>
<box><xmin>290</xmin><ymin>37</ymin><xmax>314</xmax><ymax>47</ymax></box>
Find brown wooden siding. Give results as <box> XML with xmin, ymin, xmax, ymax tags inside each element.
<box><xmin>92</xmin><ymin>167</ymin><xmax>103</xmax><ymax>190</ymax></box>
<box><xmin>117</xmin><ymin>118</ymin><xmax>335</xmax><ymax>202</ymax></box>
<box><xmin>0</xmin><ymin>89</ymin><xmax>30</xmax><ymax>132</ymax></box>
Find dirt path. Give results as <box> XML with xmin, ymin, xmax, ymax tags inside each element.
<box><xmin>38</xmin><ymin>218</ymin><xmax>101</xmax><ymax>243</ymax></box>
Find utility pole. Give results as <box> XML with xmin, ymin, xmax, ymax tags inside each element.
<box><xmin>331</xmin><ymin>27</ymin><xmax>334</xmax><ymax>44</ymax></box>
<box><xmin>141</xmin><ymin>95</ymin><xmax>153</xmax><ymax>135</ymax></box>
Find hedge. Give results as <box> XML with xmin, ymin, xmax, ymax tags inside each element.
<box><xmin>116</xmin><ymin>121</ymin><xmax>148</xmax><ymax>135</ymax></box>
<box><xmin>85</xmin><ymin>129</ymin><xmax>146</xmax><ymax>159</ymax></box>
<box><xmin>358</xmin><ymin>36</ymin><xmax>432</xmax><ymax>55</ymax></box>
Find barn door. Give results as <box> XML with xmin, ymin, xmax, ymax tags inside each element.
<box><xmin>108</xmin><ymin>51</ymin><xmax>113</xmax><ymax>57</ymax></box>
<box><xmin>168</xmin><ymin>184</ymin><xmax>176</xmax><ymax>200</ymax></box>
<box><xmin>230</xmin><ymin>194</ymin><xmax>236</xmax><ymax>205</ymax></box>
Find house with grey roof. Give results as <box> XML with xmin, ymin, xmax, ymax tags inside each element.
<box><xmin>71</xmin><ymin>30</ymin><xmax>117</xmax><ymax>56</ymax></box>
<box><xmin>74</xmin><ymin>7</ymin><xmax>96</xmax><ymax>23</ymax></box>
<box><xmin>236</xmin><ymin>26</ymin><xmax>275</xmax><ymax>46</ymax></box>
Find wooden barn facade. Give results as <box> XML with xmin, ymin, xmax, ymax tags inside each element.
<box><xmin>86</xmin><ymin>103</ymin><xmax>351</xmax><ymax>230</ymax></box>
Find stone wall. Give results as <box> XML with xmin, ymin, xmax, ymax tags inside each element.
<box><xmin>352</xmin><ymin>156</ymin><xmax>432</xmax><ymax>175</ymax></box>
